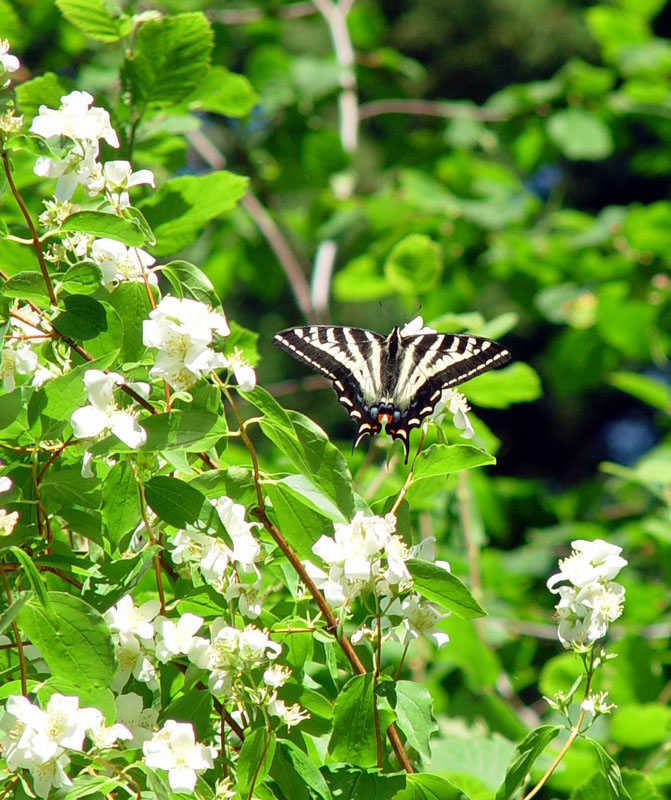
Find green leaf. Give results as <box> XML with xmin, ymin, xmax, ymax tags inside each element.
<box><xmin>17</xmin><ymin>592</ymin><xmax>116</xmax><ymax>691</ymax></box>
<box><xmin>277</xmin><ymin>474</ymin><xmax>347</xmax><ymax>522</ymax></box>
<box><xmin>609</xmin><ymin>372</ymin><xmax>671</xmax><ymax>413</ymax></box>
<box><xmin>407</xmin><ymin>559</ymin><xmax>486</xmax><ymax>618</ymax></box>
<box><xmin>58</xmin><ymin>508</ymin><xmax>104</xmax><ymax>548</ymax></box>
<box><xmin>0</xmin><ymin>595</ymin><xmax>27</xmax><ymax>636</ymax></box>
<box><xmin>133</xmin><ymin>410</ymin><xmax>227</xmax><ymax>453</ymax></box>
<box><xmin>547</xmin><ymin>109</ymin><xmax>614</xmax><ymax>160</ymax></box>
<box><xmin>496</xmin><ymin>725</ymin><xmax>561</xmax><ymax>800</ymax></box>
<box><xmin>384</xmin><ymin>234</ymin><xmax>443</xmax><ymax>295</ymax></box>
<box><xmin>0</xmin><ymin>293</ymin><xmax>9</xmax><ymax>342</ymax></box>
<box><xmin>161</xmin><ymin>259</ymin><xmax>219</xmax><ymax>306</ymax></box>
<box><xmin>3</xmin><ymin>271</ymin><xmax>53</xmax><ymax>304</ymax></box>
<box><xmin>621</xmin><ymin>769</ymin><xmax>664</xmax><ymax>800</ymax></box>
<box><xmin>321</xmin><ymin>765</ymin><xmax>406</xmax><ymax>800</ymax></box>
<box><xmin>328</xmin><ymin>673</ymin><xmax>377</xmax><ymax>767</ymax></box>
<box><xmin>411</xmin><ymin>444</ymin><xmax>496</xmax><ymax>482</ymax></box>
<box><xmin>60</xmin><ymin>211</ymin><xmax>145</xmax><ymax>246</ymax></box>
<box><xmin>190</xmin><ymin>65</ymin><xmax>258</xmax><ymax>117</ymax></box>
<box><xmin>108</xmin><ymin>281</ymin><xmax>153</xmax><ymax>363</ymax></box>
<box><xmin>139</xmin><ymin>171</ymin><xmax>248</xmax><ymax>255</ymax></box>
<box><xmin>144</xmin><ymin>476</ymin><xmax>208</xmax><ymax>528</ymax></box>
<box><xmin>392</xmin><ymin>681</ymin><xmax>438</xmax><ymax>761</ymax></box>
<box><xmin>55</xmin><ymin>0</ymin><xmax>132</xmax><ymax>41</ymax></box>
<box><xmin>237</xmin><ymin>728</ymin><xmax>276</xmax><ymax>798</ymax></box>
<box><xmin>122</xmin><ymin>12</ymin><xmax>213</xmax><ymax>108</ymax></box>
<box><xmin>15</xmin><ymin>73</ymin><xmax>71</xmax><ymax>122</ymax></box>
<box><xmin>52</xmin><ymin>295</ymin><xmax>109</xmax><ymax>341</ymax></box>
<box><xmin>586</xmin><ymin>738</ymin><xmax>632</xmax><ymax>800</ymax></box>
<box><xmin>464</xmin><ymin>363</ymin><xmax>542</xmax><ymax>408</ymax></box>
<box><xmin>10</xmin><ymin>547</ymin><xmax>51</xmax><ymax>610</ymax></box>
<box><xmin>265</xmin><ymin>482</ymin><xmax>328</xmax><ymax>559</ymax></box>
<box><xmin>333</xmin><ymin>255</ymin><xmax>393</xmax><ymax>302</ymax></box>
<box><xmin>610</xmin><ymin>704</ymin><xmax>671</xmax><ymax>748</ymax></box>
<box><xmin>272</xmin><ymin>740</ymin><xmax>332</xmax><ymax>800</ymax></box>
<box><xmin>163</xmin><ymin>689</ymin><xmax>213</xmax><ymax>743</ymax></box>
<box><xmin>59</xmin><ymin>262</ymin><xmax>103</xmax><ymax>295</ymax></box>
<box><xmin>102</xmin><ymin>462</ymin><xmax>140</xmax><ymax>545</ymax></box>
<box><xmin>392</xmin><ymin>773</ymin><xmax>463</xmax><ymax>800</ymax></box>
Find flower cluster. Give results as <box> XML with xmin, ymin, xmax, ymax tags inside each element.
<box><xmin>70</xmin><ymin>370</ymin><xmax>149</xmax><ymax>450</ymax></box>
<box><xmin>143</xmin><ymin>295</ymin><xmax>255</xmax><ymax>392</ymax></box>
<box><xmin>143</xmin><ymin>720</ymin><xmax>215</xmax><ymax>793</ymax></box>
<box><xmin>547</xmin><ymin>538</ymin><xmax>627</xmax><ymax>649</ymax></box>
<box><xmin>305</xmin><ymin>511</ymin><xmax>411</xmax><ymax>606</ymax></box>
<box><xmin>0</xmin><ymin>39</ymin><xmax>20</xmax><ymax>89</ymax></box>
<box><xmin>0</xmin><ymin>693</ymin><xmax>130</xmax><ymax>798</ymax></box>
<box><xmin>171</xmin><ymin>496</ymin><xmax>263</xmax><ymax>617</ymax></box>
<box><xmin>104</xmin><ymin>594</ymin><xmax>161</xmax><ymax>691</ymax></box>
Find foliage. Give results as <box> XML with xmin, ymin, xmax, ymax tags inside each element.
<box><xmin>0</xmin><ymin>1</ymin><xmax>669</xmax><ymax>799</ymax></box>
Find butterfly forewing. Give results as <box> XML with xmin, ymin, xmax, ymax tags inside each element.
<box><xmin>272</xmin><ymin>324</ymin><xmax>511</xmax><ymax>462</ymax></box>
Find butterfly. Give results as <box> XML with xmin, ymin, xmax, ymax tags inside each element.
<box><xmin>272</xmin><ymin>323</ymin><xmax>511</xmax><ymax>461</ymax></box>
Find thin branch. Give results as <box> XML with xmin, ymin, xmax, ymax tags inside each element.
<box><xmin>312</xmin><ymin>0</ymin><xmax>358</xmax><ymax>153</ymax></box>
<box><xmin>389</xmin><ymin>429</ymin><xmax>426</xmax><ymax>515</ymax></box>
<box><xmin>1</xmin><ymin>151</ymin><xmax>57</xmax><ymax>305</ymax></box>
<box><xmin>358</xmin><ymin>99</ymin><xmax>509</xmax><ymax>122</ymax></box>
<box><xmin>310</xmin><ymin>239</ymin><xmax>337</xmax><ymax>320</ymax></box>
<box><xmin>211</xmin><ymin>2</ymin><xmax>317</xmax><ymax>24</ymax></box>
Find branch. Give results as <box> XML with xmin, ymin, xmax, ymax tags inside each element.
<box><xmin>358</xmin><ymin>98</ymin><xmax>509</xmax><ymax>122</ymax></box>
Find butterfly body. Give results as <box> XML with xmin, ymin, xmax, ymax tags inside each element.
<box><xmin>272</xmin><ymin>324</ymin><xmax>510</xmax><ymax>461</ymax></box>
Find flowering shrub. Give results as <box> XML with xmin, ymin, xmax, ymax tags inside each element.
<box><xmin>0</xmin><ymin>5</ymin><xmax>669</xmax><ymax>799</ymax></box>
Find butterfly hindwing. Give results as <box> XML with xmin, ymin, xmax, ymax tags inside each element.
<box><xmin>272</xmin><ymin>324</ymin><xmax>511</xmax><ymax>462</ymax></box>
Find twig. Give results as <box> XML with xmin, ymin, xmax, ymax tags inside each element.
<box><xmin>358</xmin><ymin>99</ymin><xmax>508</xmax><ymax>122</ymax></box>
<box><xmin>312</xmin><ymin>0</ymin><xmax>358</xmax><ymax>153</ymax></box>
<box><xmin>1</xmin><ymin>150</ymin><xmax>57</xmax><ymax>305</ymax></box>
<box><xmin>310</xmin><ymin>239</ymin><xmax>337</xmax><ymax>320</ymax></box>
<box><xmin>389</xmin><ymin>429</ymin><xmax>426</xmax><ymax>515</ymax></box>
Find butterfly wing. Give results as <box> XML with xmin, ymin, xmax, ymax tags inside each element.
<box><xmin>272</xmin><ymin>325</ymin><xmax>388</xmax><ymax>446</ymax></box>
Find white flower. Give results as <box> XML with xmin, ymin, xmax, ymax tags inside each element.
<box><xmin>0</xmin><ymin>508</ymin><xmax>19</xmax><ymax>536</ymax></box>
<box><xmin>114</xmin><ymin>693</ymin><xmax>159</xmax><ymax>748</ymax></box>
<box><xmin>547</xmin><ymin>539</ymin><xmax>627</xmax><ymax>593</ymax></box>
<box><xmin>143</xmin><ymin>297</ymin><xmax>230</xmax><ymax>390</ymax></box>
<box><xmin>91</xmin><ymin>238</ymin><xmax>157</xmax><ymax>287</ymax></box>
<box><xmin>0</xmin><ymin>477</ymin><xmax>12</xmax><ymax>493</ymax></box>
<box><xmin>400</xmin><ymin>316</ymin><xmax>436</xmax><ymax>336</ymax></box>
<box><xmin>102</xmin><ymin>160</ymin><xmax>155</xmax><ymax>208</ymax></box>
<box><xmin>213</xmin><ymin>496</ymin><xmax>261</xmax><ymax>568</ymax></box>
<box><xmin>0</xmin><ymin>39</ymin><xmax>19</xmax><ymax>88</ymax></box>
<box><xmin>263</xmin><ymin>665</ymin><xmax>291</xmax><ymax>689</ymax></box>
<box><xmin>28</xmin><ymin>753</ymin><xmax>72</xmax><ymax>798</ymax></box>
<box><xmin>581</xmin><ymin>691</ymin><xmax>615</xmax><ymax>716</ymax></box>
<box><xmin>30</xmin><ymin>91</ymin><xmax>119</xmax><ymax>147</ymax></box>
<box><xmin>85</xmin><ymin>709</ymin><xmax>133</xmax><ymax>749</ymax></box>
<box><xmin>70</xmin><ymin>370</ymin><xmax>147</xmax><ymax>449</ymax></box>
<box><xmin>223</xmin><ymin>349</ymin><xmax>256</xmax><ymax>391</ymax></box>
<box><xmin>430</xmin><ymin>388</ymin><xmax>474</xmax><ymax>438</ymax></box>
<box><xmin>104</xmin><ymin>594</ymin><xmax>161</xmax><ymax>644</ymax></box>
<box><xmin>0</xmin><ymin>344</ymin><xmax>39</xmax><ymax>391</ymax></box>
<box><xmin>143</xmin><ymin>720</ymin><xmax>215</xmax><ymax>793</ymax></box>
<box><xmin>111</xmin><ymin>633</ymin><xmax>158</xmax><ymax>692</ymax></box>
<box><xmin>34</xmin><ymin>140</ymin><xmax>103</xmax><ymax>201</ymax></box>
<box><xmin>154</xmin><ymin>613</ymin><xmax>207</xmax><ymax>663</ymax></box>
<box><xmin>385</xmin><ymin>594</ymin><xmax>450</xmax><ymax>648</ymax></box>
<box><xmin>267</xmin><ymin>698</ymin><xmax>310</xmax><ymax>729</ymax></box>
<box><xmin>553</xmin><ymin>581</ymin><xmax>625</xmax><ymax>649</ymax></box>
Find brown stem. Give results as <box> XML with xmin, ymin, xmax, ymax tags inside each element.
<box><xmin>389</xmin><ymin>428</ymin><xmax>426</xmax><ymax>515</ymax></box>
<box><xmin>1</xmin><ymin>150</ymin><xmax>57</xmax><ymax>305</ymax></box>
<box><xmin>358</xmin><ymin>98</ymin><xmax>508</xmax><ymax>122</ymax></box>
<box><xmin>0</xmin><ymin>561</ymin><xmax>27</xmax><ymax>695</ymax></box>
<box><xmin>226</xmin><ymin>390</ymin><xmax>414</xmax><ymax>773</ymax></box>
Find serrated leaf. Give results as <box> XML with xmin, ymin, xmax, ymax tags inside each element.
<box><xmin>17</xmin><ymin>592</ymin><xmax>116</xmax><ymax>691</ymax></box>
<box><xmin>15</xmin><ymin>73</ymin><xmax>71</xmax><ymax>122</ymax></box>
<box><xmin>496</xmin><ymin>725</ymin><xmax>561</xmax><ymax>800</ymax></box>
<box><xmin>392</xmin><ymin>681</ymin><xmax>438</xmax><ymax>761</ymax></box>
<box><xmin>122</xmin><ymin>12</ymin><xmax>213</xmax><ymax>108</ymax></box>
<box><xmin>328</xmin><ymin>673</ymin><xmax>377</xmax><ymax>767</ymax></box>
<box><xmin>407</xmin><ymin>559</ymin><xmax>486</xmax><ymax>618</ymax></box>
<box><xmin>139</xmin><ymin>171</ymin><xmax>248</xmax><ymax>254</ymax></box>
<box><xmin>60</xmin><ymin>211</ymin><xmax>144</xmax><ymax>245</ymax></box>
<box><xmin>56</xmin><ymin>0</ymin><xmax>131</xmax><ymax>41</ymax></box>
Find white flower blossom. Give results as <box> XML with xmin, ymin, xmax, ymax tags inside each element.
<box><xmin>102</xmin><ymin>160</ymin><xmax>155</xmax><ymax>208</ymax></box>
<box><xmin>91</xmin><ymin>238</ymin><xmax>157</xmax><ymax>287</ymax></box>
<box><xmin>111</xmin><ymin>633</ymin><xmax>158</xmax><ymax>692</ymax></box>
<box><xmin>0</xmin><ymin>508</ymin><xmax>19</xmax><ymax>536</ymax></box>
<box><xmin>267</xmin><ymin>698</ymin><xmax>310</xmax><ymax>729</ymax></box>
<box><xmin>431</xmin><ymin>388</ymin><xmax>474</xmax><ymax>439</ymax></box>
<box><xmin>0</xmin><ymin>476</ymin><xmax>12</xmax><ymax>493</ymax></box>
<box><xmin>104</xmin><ymin>594</ymin><xmax>161</xmax><ymax>644</ymax></box>
<box><xmin>85</xmin><ymin>709</ymin><xmax>133</xmax><ymax>749</ymax></box>
<box><xmin>581</xmin><ymin>691</ymin><xmax>615</xmax><ymax>716</ymax></box>
<box><xmin>547</xmin><ymin>539</ymin><xmax>627</xmax><ymax>593</ymax></box>
<box><xmin>154</xmin><ymin>613</ymin><xmax>208</xmax><ymax>663</ymax></box>
<box><xmin>384</xmin><ymin>593</ymin><xmax>450</xmax><ymax>648</ymax></box>
<box><xmin>213</xmin><ymin>496</ymin><xmax>261</xmax><ymax>569</ymax></box>
<box><xmin>0</xmin><ymin>344</ymin><xmax>39</xmax><ymax>391</ymax></box>
<box><xmin>222</xmin><ymin>348</ymin><xmax>256</xmax><ymax>391</ymax></box>
<box><xmin>70</xmin><ymin>370</ymin><xmax>147</xmax><ymax>449</ymax></box>
<box><xmin>114</xmin><ymin>693</ymin><xmax>159</xmax><ymax>748</ymax></box>
<box><xmin>0</xmin><ymin>40</ymin><xmax>20</xmax><ymax>87</ymax></box>
<box><xmin>143</xmin><ymin>720</ymin><xmax>215</xmax><ymax>793</ymax></box>
<box><xmin>143</xmin><ymin>296</ymin><xmax>230</xmax><ymax>390</ymax></box>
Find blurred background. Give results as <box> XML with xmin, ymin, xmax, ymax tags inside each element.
<box><xmin>3</xmin><ymin>0</ymin><xmax>670</xmax><ymax>793</ymax></box>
